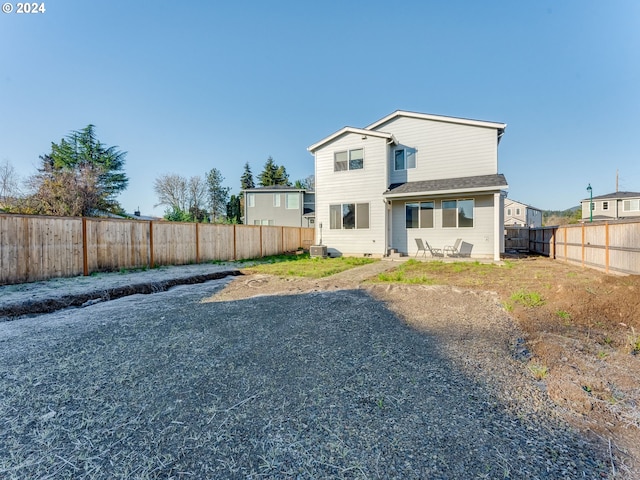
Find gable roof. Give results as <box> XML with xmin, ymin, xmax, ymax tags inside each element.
<box><xmin>582</xmin><ymin>191</ymin><xmax>640</xmax><ymax>201</ymax></box>
<box><xmin>383</xmin><ymin>174</ymin><xmax>508</xmax><ymax>198</ymax></box>
<box><xmin>307</xmin><ymin>127</ymin><xmax>396</xmax><ymax>153</ymax></box>
<box><xmin>366</xmin><ymin>110</ymin><xmax>507</xmax><ymax>135</ymax></box>
<box><xmin>504</xmin><ymin>199</ymin><xmax>542</xmax><ymax>211</ymax></box>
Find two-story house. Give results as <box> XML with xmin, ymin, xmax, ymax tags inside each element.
<box><xmin>243</xmin><ymin>186</ymin><xmax>315</xmax><ymax>227</ymax></box>
<box><xmin>581</xmin><ymin>191</ymin><xmax>640</xmax><ymax>221</ymax></box>
<box><xmin>308</xmin><ymin>110</ymin><xmax>508</xmax><ymax>261</ymax></box>
<box><xmin>504</xmin><ymin>199</ymin><xmax>542</xmax><ymax>227</ymax></box>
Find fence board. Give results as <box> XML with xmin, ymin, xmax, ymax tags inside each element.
<box><xmin>530</xmin><ymin>219</ymin><xmax>640</xmax><ymax>275</ymax></box>
<box><xmin>0</xmin><ymin>213</ymin><xmax>314</xmax><ymax>285</ymax></box>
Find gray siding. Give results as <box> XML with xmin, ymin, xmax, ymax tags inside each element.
<box><xmin>246</xmin><ymin>191</ymin><xmax>305</xmax><ymax>227</ymax></box>
<box><xmin>314</xmin><ymin>133</ymin><xmax>388</xmax><ymax>256</ymax></box>
<box><xmin>371</xmin><ymin>116</ymin><xmax>498</xmax><ymax>185</ymax></box>
<box><xmin>391</xmin><ymin>194</ymin><xmax>496</xmax><ymax>257</ymax></box>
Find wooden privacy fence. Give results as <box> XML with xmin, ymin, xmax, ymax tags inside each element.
<box><xmin>528</xmin><ymin>219</ymin><xmax>640</xmax><ymax>275</ymax></box>
<box><xmin>0</xmin><ymin>214</ymin><xmax>315</xmax><ymax>285</ymax></box>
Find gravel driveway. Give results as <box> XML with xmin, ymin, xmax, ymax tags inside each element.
<box><xmin>0</xmin><ymin>277</ymin><xmax>610</xmax><ymax>479</ymax></box>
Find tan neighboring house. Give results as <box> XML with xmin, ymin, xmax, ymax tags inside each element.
<box><xmin>581</xmin><ymin>191</ymin><xmax>640</xmax><ymax>221</ymax></box>
<box><xmin>243</xmin><ymin>186</ymin><xmax>315</xmax><ymax>227</ymax></box>
<box><xmin>308</xmin><ymin>110</ymin><xmax>508</xmax><ymax>260</ymax></box>
<box><xmin>504</xmin><ymin>199</ymin><xmax>542</xmax><ymax>227</ymax></box>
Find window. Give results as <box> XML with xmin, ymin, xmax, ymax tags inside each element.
<box><xmin>591</xmin><ymin>202</ymin><xmax>595</xmax><ymax>211</ymax></box>
<box><xmin>273</xmin><ymin>194</ymin><xmax>281</xmax><ymax>207</ymax></box>
<box><xmin>394</xmin><ymin>148</ymin><xmax>416</xmax><ymax>170</ymax></box>
<box><xmin>406</xmin><ymin>202</ymin><xmax>434</xmax><ymax>228</ymax></box>
<box><xmin>329</xmin><ymin>203</ymin><xmax>369</xmax><ymax>229</ymax></box>
<box><xmin>247</xmin><ymin>193</ymin><xmax>255</xmax><ymax>207</ymax></box>
<box><xmin>442</xmin><ymin>199</ymin><xmax>474</xmax><ymax>228</ymax></box>
<box><xmin>334</xmin><ymin>149</ymin><xmax>364</xmax><ymax>171</ymax></box>
<box><xmin>285</xmin><ymin>193</ymin><xmax>299</xmax><ymax>209</ymax></box>
<box><xmin>623</xmin><ymin>199</ymin><xmax>640</xmax><ymax>212</ymax></box>
<box><xmin>507</xmin><ymin>208</ymin><xmax>512</xmax><ymax>216</ymax></box>
<box><xmin>516</xmin><ymin>208</ymin><xmax>521</xmax><ymax>216</ymax></box>
<box><xmin>602</xmin><ymin>201</ymin><xmax>609</xmax><ymax>211</ymax></box>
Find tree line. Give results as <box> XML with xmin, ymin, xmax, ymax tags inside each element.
<box><xmin>154</xmin><ymin>156</ymin><xmax>314</xmax><ymax>223</ymax></box>
<box><xmin>0</xmin><ymin>125</ymin><xmax>313</xmax><ymax>224</ymax></box>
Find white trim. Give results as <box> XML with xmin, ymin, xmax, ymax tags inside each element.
<box><xmin>366</xmin><ymin>110</ymin><xmax>506</xmax><ymax>132</ymax></box>
<box><xmin>308</xmin><ymin>127</ymin><xmax>396</xmax><ymax>153</ymax></box>
<box><xmin>384</xmin><ymin>184</ymin><xmax>507</xmax><ymax>199</ymax></box>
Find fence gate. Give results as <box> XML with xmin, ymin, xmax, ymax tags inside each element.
<box><xmin>504</xmin><ymin>226</ymin><xmax>529</xmax><ymax>251</ymax></box>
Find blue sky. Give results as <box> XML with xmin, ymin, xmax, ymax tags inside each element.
<box><xmin>1</xmin><ymin>0</ymin><xmax>638</xmax><ymax>216</ymax></box>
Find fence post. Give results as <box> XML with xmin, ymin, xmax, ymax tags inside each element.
<box><xmin>259</xmin><ymin>225</ymin><xmax>263</xmax><ymax>258</ymax></box>
<box><xmin>563</xmin><ymin>226</ymin><xmax>567</xmax><ymax>260</ymax></box>
<box><xmin>233</xmin><ymin>224</ymin><xmax>237</xmax><ymax>261</ymax></box>
<box><xmin>605</xmin><ymin>222</ymin><xmax>610</xmax><ymax>274</ymax></box>
<box><xmin>281</xmin><ymin>226</ymin><xmax>285</xmax><ymax>254</ymax></box>
<box><xmin>149</xmin><ymin>221</ymin><xmax>154</xmax><ymax>268</ymax></box>
<box><xmin>82</xmin><ymin>217</ymin><xmax>89</xmax><ymax>276</ymax></box>
<box><xmin>195</xmin><ymin>222</ymin><xmax>200</xmax><ymax>264</ymax></box>
<box><xmin>581</xmin><ymin>223</ymin><xmax>585</xmax><ymax>267</ymax></box>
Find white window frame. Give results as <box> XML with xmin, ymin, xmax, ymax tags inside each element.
<box><xmin>285</xmin><ymin>193</ymin><xmax>299</xmax><ymax>209</ymax></box>
<box><xmin>405</xmin><ymin>201</ymin><xmax>434</xmax><ymax>229</ymax></box>
<box><xmin>328</xmin><ymin>202</ymin><xmax>370</xmax><ymax>229</ymax></box>
<box><xmin>247</xmin><ymin>193</ymin><xmax>255</xmax><ymax>208</ymax></box>
<box><xmin>442</xmin><ymin>199</ymin><xmax>475</xmax><ymax>228</ymax></box>
<box><xmin>334</xmin><ymin>148</ymin><xmax>364</xmax><ymax>172</ymax></box>
<box><xmin>394</xmin><ymin>148</ymin><xmax>416</xmax><ymax>171</ymax></box>
<box><xmin>623</xmin><ymin>199</ymin><xmax>640</xmax><ymax>212</ymax></box>
<box><xmin>602</xmin><ymin>201</ymin><xmax>609</xmax><ymax>211</ymax></box>
<box><xmin>273</xmin><ymin>194</ymin><xmax>281</xmax><ymax>207</ymax></box>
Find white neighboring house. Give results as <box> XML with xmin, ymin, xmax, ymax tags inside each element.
<box><xmin>308</xmin><ymin>110</ymin><xmax>509</xmax><ymax>261</ymax></box>
<box><xmin>504</xmin><ymin>199</ymin><xmax>542</xmax><ymax>227</ymax></box>
<box><xmin>581</xmin><ymin>191</ymin><xmax>640</xmax><ymax>221</ymax></box>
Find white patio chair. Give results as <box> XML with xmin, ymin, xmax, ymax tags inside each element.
<box><xmin>444</xmin><ymin>238</ymin><xmax>462</xmax><ymax>257</ymax></box>
<box><xmin>423</xmin><ymin>239</ymin><xmax>444</xmax><ymax>257</ymax></box>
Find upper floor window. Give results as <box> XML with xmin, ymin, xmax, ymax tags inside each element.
<box><xmin>442</xmin><ymin>199</ymin><xmax>474</xmax><ymax>228</ymax></box>
<box><xmin>285</xmin><ymin>193</ymin><xmax>299</xmax><ymax>209</ymax></box>
<box><xmin>516</xmin><ymin>208</ymin><xmax>521</xmax><ymax>215</ymax></box>
<box><xmin>334</xmin><ymin>148</ymin><xmax>364</xmax><ymax>171</ymax></box>
<box><xmin>394</xmin><ymin>148</ymin><xmax>416</xmax><ymax>171</ymax></box>
<box><xmin>247</xmin><ymin>193</ymin><xmax>255</xmax><ymax>208</ymax></box>
<box><xmin>623</xmin><ymin>199</ymin><xmax>640</xmax><ymax>212</ymax></box>
<box><xmin>602</xmin><ymin>201</ymin><xmax>609</xmax><ymax>211</ymax></box>
<box><xmin>507</xmin><ymin>208</ymin><xmax>512</xmax><ymax>216</ymax></box>
<box><xmin>273</xmin><ymin>194</ymin><xmax>281</xmax><ymax>207</ymax></box>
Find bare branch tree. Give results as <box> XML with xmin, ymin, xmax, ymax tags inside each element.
<box><xmin>153</xmin><ymin>174</ymin><xmax>189</xmax><ymax>212</ymax></box>
<box><xmin>0</xmin><ymin>160</ymin><xmax>20</xmax><ymax>204</ymax></box>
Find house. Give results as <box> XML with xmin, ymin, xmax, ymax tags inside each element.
<box><xmin>581</xmin><ymin>191</ymin><xmax>640</xmax><ymax>221</ymax></box>
<box><xmin>504</xmin><ymin>199</ymin><xmax>542</xmax><ymax>227</ymax></box>
<box><xmin>308</xmin><ymin>110</ymin><xmax>508</xmax><ymax>261</ymax></box>
<box><xmin>243</xmin><ymin>186</ymin><xmax>315</xmax><ymax>227</ymax></box>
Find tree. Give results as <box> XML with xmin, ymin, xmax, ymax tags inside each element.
<box><xmin>45</xmin><ymin>125</ymin><xmax>128</xmax><ymax>213</ymax></box>
<box><xmin>226</xmin><ymin>194</ymin><xmax>242</xmax><ymax>224</ymax></box>
<box><xmin>0</xmin><ymin>160</ymin><xmax>20</xmax><ymax>208</ymax></box>
<box><xmin>206</xmin><ymin>168</ymin><xmax>230</xmax><ymax>223</ymax></box>
<box><xmin>240</xmin><ymin>162</ymin><xmax>255</xmax><ymax>190</ymax></box>
<box><xmin>25</xmin><ymin>161</ymin><xmax>103</xmax><ymax>216</ymax></box>
<box><xmin>154</xmin><ymin>173</ymin><xmax>188</xmax><ymax>213</ymax></box>
<box><xmin>187</xmin><ymin>175</ymin><xmax>208</xmax><ymax>222</ymax></box>
<box><xmin>258</xmin><ymin>157</ymin><xmax>290</xmax><ymax>186</ymax></box>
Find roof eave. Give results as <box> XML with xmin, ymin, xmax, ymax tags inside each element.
<box><xmin>308</xmin><ymin>127</ymin><xmax>395</xmax><ymax>153</ymax></box>
<box><xmin>366</xmin><ymin>110</ymin><xmax>507</xmax><ymax>132</ymax></box>
<box><xmin>383</xmin><ymin>184</ymin><xmax>509</xmax><ymax>199</ymax></box>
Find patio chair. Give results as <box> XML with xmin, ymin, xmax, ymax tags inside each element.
<box><xmin>415</xmin><ymin>238</ymin><xmax>428</xmax><ymax>258</ymax></box>
<box><xmin>444</xmin><ymin>238</ymin><xmax>462</xmax><ymax>257</ymax></box>
<box><xmin>424</xmin><ymin>240</ymin><xmax>444</xmax><ymax>257</ymax></box>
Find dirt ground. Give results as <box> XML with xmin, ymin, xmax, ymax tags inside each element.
<box><xmin>211</xmin><ymin>255</ymin><xmax>640</xmax><ymax>476</ymax></box>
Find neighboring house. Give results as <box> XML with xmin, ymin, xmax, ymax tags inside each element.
<box><xmin>504</xmin><ymin>199</ymin><xmax>542</xmax><ymax>227</ymax></box>
<box><xmin>244</xmin><ymin>186</ymin><xmax>315</xmax><ymax>227</ymax></box>
<box><xmin>308</xmin><ymin>110</ymin><xmax>508</xmax><ymax>261</ymax></box>
<box><xmin>581</xmin><ymin>191</ymin><xmax>640</xmax><ymax>221</ymax></box>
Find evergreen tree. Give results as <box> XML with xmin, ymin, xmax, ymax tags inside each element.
<box><xmin>258</xmin><ymin>157</ymin><xmax>291</xmax><ymax>186</ymax></box>
<box><xmin>226</xmin><ymin>194</ymin><xmax>242</xmax><ymax>224</ymax></box>
<box><xmin>206</xmin><ymin>168</ymin><xmax>230</xmax><ymax>223</ymax></box>
<box><xmin>240</xmin><ymin>162</ymin><xmax>255</xmax><ymax>190</ymax></box>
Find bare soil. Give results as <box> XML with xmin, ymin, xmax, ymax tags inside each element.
<box><xmin>210</xmin><ymin>256</ymin><xmax>640</xmax><ymax>477</ymax></box>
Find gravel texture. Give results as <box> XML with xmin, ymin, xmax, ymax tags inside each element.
<box><xmin>0</xmin><ymin>265</ymin><xmax>614</xmax><ymax>479</ymax></box>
